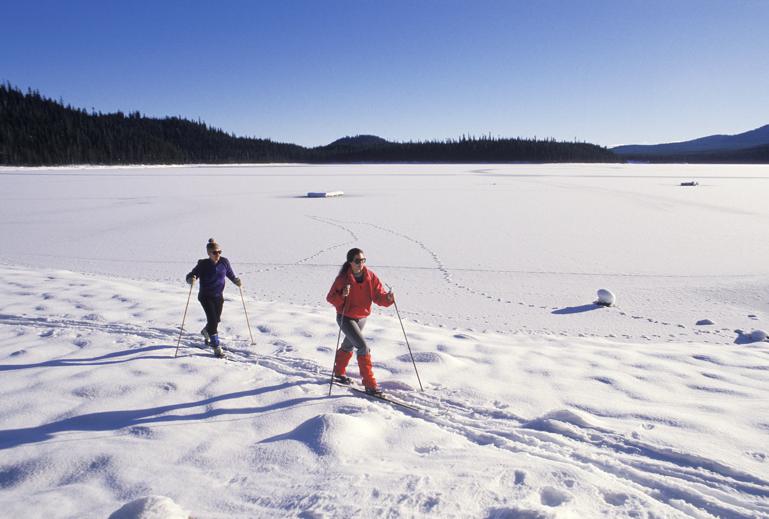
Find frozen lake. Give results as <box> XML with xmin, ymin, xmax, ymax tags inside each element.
<box><xmin>2</xmin><ymin>163</ymin><xmax>768</xmax><ymax>342</ymax></box>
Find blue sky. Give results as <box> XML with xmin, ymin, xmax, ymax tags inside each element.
<box><xmin>2</xmin><ymin>1</ymin><xmax>768</xmax><ymax>147</ymax></box>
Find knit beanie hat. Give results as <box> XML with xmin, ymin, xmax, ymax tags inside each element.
<box><xmin>206</xmin><ymin>238</ymin><xmax>221</xmax><ymax>252</ymax></box>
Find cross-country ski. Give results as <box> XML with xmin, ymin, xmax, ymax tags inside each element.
<box><xmin>331</xmin><ymin>382</ymin><xmax>423</xmax><ymax>413</ymax></box>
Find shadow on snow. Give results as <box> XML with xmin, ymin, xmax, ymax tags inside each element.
<box><xmin>551</xmin><ymin>304</ymin><xmax>603</xmax><ymax>315</ymax></box>
<box><xmin>0</xmin><ymin>380</ymin><xmax>337</xmax><ymax>450</ymax></box>
<box><xmin>0</xmin><ymin>345</ymin><xmax>177</xmax><ymax>371</ymax></box>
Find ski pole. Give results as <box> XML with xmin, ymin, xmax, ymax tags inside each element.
<box><xmin>387</xmin><ymin>284</ymin><xmax>424</xmax><ymax>391</ymax></box>
<box><xmin>328</xmin><ymin>286</ymin><xmax>351</xmax><ymax>396</ymax></box>
<box><xmin>239</xmin><ymin>285</ymin><xmax>256</xmax><ymax>345</ymax></box>
<box><xmin>175</xmin><ymin>278</ymin><xmax>195</xmax><ymax>358</ymax></box>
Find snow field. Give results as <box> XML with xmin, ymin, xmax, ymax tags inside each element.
<box><xmin>1</xmin><ymin>265</ymin><xmax>768</xmax><ymax>517</ymax></box>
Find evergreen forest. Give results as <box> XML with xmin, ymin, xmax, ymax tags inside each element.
<box><xmin>1</xmin><ymin>84</ymin><xmax>617</xmax><ymax>166</ymax></box>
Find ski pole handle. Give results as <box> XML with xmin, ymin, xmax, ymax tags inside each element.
<box><xmin>385</xmin><ymin>283</ymin><xmax>395</xmax><ymax>302</ymax></box>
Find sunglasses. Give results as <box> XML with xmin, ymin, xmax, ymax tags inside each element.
<box><xmin>210</xmin><ymin>250</ymin><xmax>222</xmax><ymax>255</ymax></box>
<box><xmin>353</xmin><ymin>258</ymin><xmax>366</xmax><ymax>264</ymax></box>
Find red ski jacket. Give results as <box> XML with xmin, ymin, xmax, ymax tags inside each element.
<box><xmin>326</xmin><ymin>267</ymin><xmax>393</xmax><ymax>319</ymax></box>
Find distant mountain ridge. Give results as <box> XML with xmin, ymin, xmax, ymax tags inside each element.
<box><xmin>325</xmin><ymin>135</ymin><xmax>390</xmax><ymax>148</ymax></box>
<box><xmin>612</xmin><ymin>124</ymin><xmax>769</xmax><ymax>156</ymax></box>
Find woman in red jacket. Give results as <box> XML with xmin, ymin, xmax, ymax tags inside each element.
<box><xmin>327</xmin><ymin>248</ymin><xmax>394</xmax><ymax>396</ymax></box>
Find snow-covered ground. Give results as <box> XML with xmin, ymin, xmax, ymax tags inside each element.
<box><xmin>1</xmin><ymin>163</ymin><xmax>768</xmax><ymax>518</ymax></box>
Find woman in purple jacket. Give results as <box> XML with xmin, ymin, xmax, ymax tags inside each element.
<box><xmin>186</xmin><ymin>238</ymin><xmax>241</xmax><ymax>357</ymax></box>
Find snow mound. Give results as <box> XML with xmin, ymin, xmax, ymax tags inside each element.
<box><xmin>595</xmin><ymin>289</ymin><xmax>615</xmax><ymax>306</ymax></box>
<box><xmin>521</xmin><ymin>409</ymin><xmax>604</xmax><ymax>440</ymax></box>
<box><xmin>396</xmin><ymin>351</ymin><xmax>447</xmax><ymax>364</ymax></box>
<box><xmin>108</xmin><ymin>496</ymin><xmax>188</xmax><ymax>519</ymax></box>
<box><xmin>533</xmin><ymin>409</ymin><xmax>596</xmax><ymax>429</ymax></box>
<box><xmin>379</xmin><ymin>380</ymin><xmax>414</xmax><ymax>391</ymax></box>
<box><xmin>487</xmin><ymin>508</ymin><xmax>551</xmax><ymax>519</ymax></box>
<box><xmin>264</xmin><ymin>413</ymin><xmax>384</xmax><ymax>458</ymax></box>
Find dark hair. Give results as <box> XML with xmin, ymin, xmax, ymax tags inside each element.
<box><xmin>206</xmin><ymin>238</ymin><xmax>221</xmax><ymax>251</ymax></box>
<box><xmin>338</xmin><ymin>247</ymin><xmax>363</xmax><ymax>276</ymax></box>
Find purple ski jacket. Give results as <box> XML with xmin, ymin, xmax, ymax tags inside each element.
<box><xmin>186</xmin><ymin>257</ymin><xmax>238</xmax><ymax>296</ymax></box>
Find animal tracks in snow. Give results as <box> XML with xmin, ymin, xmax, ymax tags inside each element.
<box><xmin>238</xmin><ymin>215</ymin><xmax>358</xmax><ymax>277</ymax></box>
<box><xmin>308</xmin><ymin>217</ymin><xmax>760</xmax><ymax>344</ymax></box>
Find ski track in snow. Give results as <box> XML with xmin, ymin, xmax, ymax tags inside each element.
<box><xmin>192</xmin><ymin>343</ymin><xmax>769</xmax><ymax>519</ymax></box>
<box><xmin>2</xmin><ymin>296</ymin><xmax>768</xmax><ymax>517</ymax></box>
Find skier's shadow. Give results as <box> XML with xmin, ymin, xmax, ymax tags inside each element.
<box><xmin>0</xmin><ymin>381</ymin><xmax>338</xmax><ymax>450</ymax></box>
<box><xmin>552</xmin><ymin>304</ymin><xmax>602</xmax><ymax>315</ymax></box>
<box><xmin>0</xmin><ymin>345</ymin><xmax>175</xmax><ymax>372</ymax></box>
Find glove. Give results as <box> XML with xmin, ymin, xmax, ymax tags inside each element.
<box><xmin>234</xmin><ymin>277</ymin><xmax>242</xmax><ymax>287</ymax></box>
<box><xmin>186</xmin><ymin>275</ymin><xmax>196</xmax><ymax>286</ymax></box>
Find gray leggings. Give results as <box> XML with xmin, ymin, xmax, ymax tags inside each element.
<box><xmin>336</xmin><ymin>315</ymin><xmax>369</xmax><ymax>355</ymax></box>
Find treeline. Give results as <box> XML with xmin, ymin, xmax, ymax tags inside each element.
<box><xmin>1</xmin><ymin>83</ymin><xmax>616</xmax><ymax>166</ymax></box>
<box><xmin>618</xmin><ymin>145</ymin><xmax>769</xmax><ymax>164</ymax></box>
<box><xmin>0</xmin><ymin>84</ymin><xmax>306</xmax><ymax>165</ymax></box>
<box><xmin>315</xmin><ymin>135</ymin><xmax>616</xmax><ymax>163</ymax></box>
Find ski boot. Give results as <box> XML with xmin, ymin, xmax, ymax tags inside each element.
<box><xmin>211</xmin><ymin>334</ymin><xmax>224</xmax><ymax>358</ymax></box>
<box><xmin>201</xmin><ymin>328</ymin><xmax>211</xmax><ymax>346</ymax></box>
<box><xmin>358</xmin><ymin>354</ymin><xmax>381</xmax><ymax>396</ymax></box>
<box><xmin>333</xmin><ymin>350</ymin><xmax>354</xmax><ymax>385</ymax></box>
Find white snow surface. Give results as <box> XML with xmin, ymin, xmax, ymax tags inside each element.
<box><xmin>1</xmin><ymin>163</ymin><xmax>768</xmax><ymax>518</ymax></box>
<box><xmin>108</xmin><ymin>495</ymin><xmax>189</xmax><ymax>519</ymax></box>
